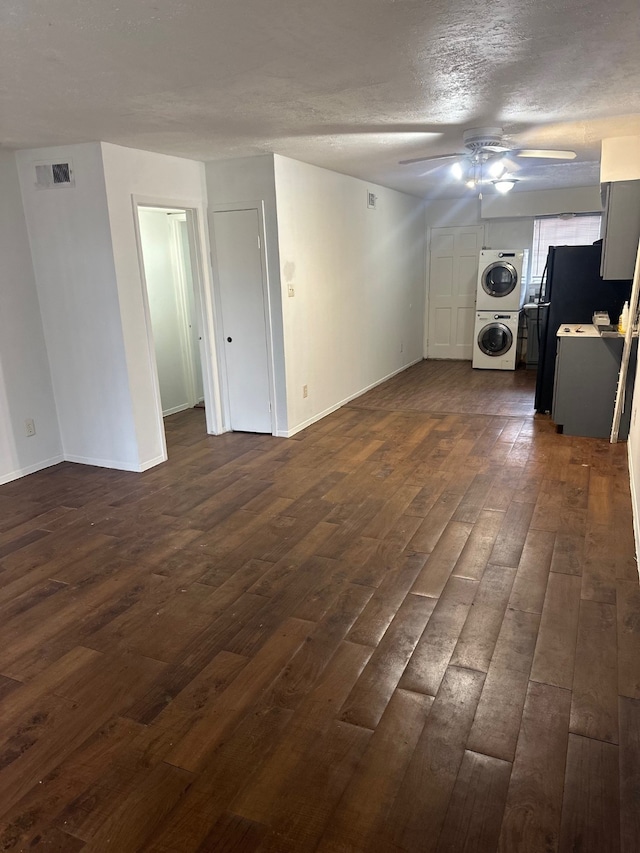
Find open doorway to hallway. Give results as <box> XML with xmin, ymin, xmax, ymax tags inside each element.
<box><xmin>137</xmin><ymin>204</ymin><xmax>207</xmax><ymax>452</ymax></box>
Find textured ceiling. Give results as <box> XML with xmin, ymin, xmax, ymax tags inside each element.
<box><xmin>2</xmin><ymin>0</ymin><xmax>640</xmax><ymax>197</ymax></box>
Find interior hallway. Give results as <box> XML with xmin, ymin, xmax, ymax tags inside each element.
<box><xmin>0</xmin><ymin>360</ymin><xmax>638</xmax><ymax>852</ymax></box>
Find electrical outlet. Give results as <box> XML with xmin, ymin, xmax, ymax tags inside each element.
<box><xmin>24</xmin><ymin>418</ymin><xmax>36</xmax><ymax>437</ymax></box>
<box><xmin>303</xmin><ymin>385</ymin><xmax>308</xmax><ymax>398</ymax></box>
<box><xmin>288</xmin><ymin>284</ymin><xmax>295</xmax><ymax>297</ymax></box>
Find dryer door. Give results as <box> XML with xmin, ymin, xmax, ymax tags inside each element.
<box><xmin>478</xmin><ymin>322</ymin><xmax>513</xmax><ymax>357</ymax></box>
<box><xmin>481</xmin><ymin>261</ymin><xmax>518</xmax><ymax>298</ymax></box>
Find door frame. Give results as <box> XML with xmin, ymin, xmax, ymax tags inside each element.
<box><xmin>132</xmin><ymin>194</ymin><xmax>224</xmax><ymax>457</ymax></box>
<box><xmin>209</xmin><ymin>200</ymin><xmax>277</xmax><ymax>435</ymax></box>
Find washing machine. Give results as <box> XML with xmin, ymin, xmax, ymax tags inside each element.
<box><xmin>476</xmin><ymin>249</ymin><xmax>528</xmax><ymax>311</ymax></box>
<box><xmin>472</xmin><ymin>310</ymin><xmax>521</xmax><ymax>370</ymax></box>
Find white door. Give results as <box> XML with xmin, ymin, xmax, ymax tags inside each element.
<box><xmin>211</xmin><ymin>208</ymin><xmax>272</xmax><ymax>433</ymax></box>
<box><xmin>427</xmin><ymin>225</ymin><xmax>485</xmax><ymax>360</ymax></box>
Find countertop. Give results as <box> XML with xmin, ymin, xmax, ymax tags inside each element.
<box><xmin>556</xmin><ymin>323</ymin><xmax>631</xmax><ymax>339</ymax></box>
<box><xmin>556</xmin><ymin>323</ymin><xmax>600</xmax><ymax>338</ymax></box>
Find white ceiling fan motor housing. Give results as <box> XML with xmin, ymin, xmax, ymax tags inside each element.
<box><xmin>462</xmin><ymin>127</ymin><xmax>506</xmax><ymax>154</ymax></box>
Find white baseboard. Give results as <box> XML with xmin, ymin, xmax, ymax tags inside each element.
<box><xmin>162</xmin><ymin>403</ymin><xmax>192</xmax><ymax>417</ymax></box>
<box><xmin>138</xmin><ymin>453</ymin><xmax>168</xmax><ymax>472</ymax></box>
<box><xmin>278</xmin><ymin>358</ymin><xmax>423</xmax><ymax>438</ymax></box>
<box><xmin>627</xmin><ymin>442</ymin><xmax>640</xmax><ymax>579</ymax></box>
<box><xmin>0</xmin><ymin>454</ymin><xmax>64</xmax><ymax>486</ymax></box>
<box><xmin>0</xmin><ymin>449</ymin><xmax>169</xmax><ymax>484</ymax></box>
<box><xmin>64</xmin><ymin>453</ymin><xmax>144</xmax><ymax>472</ymax></box>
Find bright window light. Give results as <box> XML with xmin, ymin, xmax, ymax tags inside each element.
<box><xmin>529</xmin><ymin>214</ymin><xmax>602</xmax><ymax>285</ymax></box>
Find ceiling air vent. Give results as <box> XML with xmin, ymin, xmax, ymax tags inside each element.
<box><xmin>34</xmin><ymin>161</ymin><xmax>75</xmax><ymax>189</ymax></box>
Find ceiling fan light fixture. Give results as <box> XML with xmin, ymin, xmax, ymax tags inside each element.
<box><xmin>399</xmin><ymin>127</ymin><xmax>578</xmax><ymax>195</ymax></box>
<box><xmin>493</xmin><ymin>177</ymin><xmax>518</xmax><ymax>194</ymax></box>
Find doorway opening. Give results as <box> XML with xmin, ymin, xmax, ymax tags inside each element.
<box><xmin>136</xmin><ymin>204</ymin><xmax>211</xmax><ymax>450</ymax></box>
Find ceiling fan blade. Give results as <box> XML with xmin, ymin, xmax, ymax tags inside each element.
<box><xmin>483</xmin><ymin>145</ymin><xmax>511</xmax><ymax>153</ymax></box>
<box><xmin>399</xmin><ymin>152</ymin><xmax>463</xmax><ymax>166</ymax></box>
<box><xmin>514</xmin><ymin>148</ymin><xmax>577</xmax><ymax>160</ymax></box>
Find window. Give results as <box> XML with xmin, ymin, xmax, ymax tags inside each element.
<box><xmin>530</xmin><ymin>214</ymin><xmax>602</xmax><ymax>289</ymax></box>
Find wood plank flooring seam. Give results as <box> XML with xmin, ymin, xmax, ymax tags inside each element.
<box><xmin>0</xmin><ymin>366</ymin><xmax>636</xmax><ymax>852</ymax></box>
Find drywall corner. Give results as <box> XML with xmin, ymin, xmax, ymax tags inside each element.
<box><xmin>101</xmin><ymin>142</ymin><xmax>216</xmax><ymax>469</ymax></box>
<box><xmin>16</xmin><ymin>142</ymin><xmax>140</xmax><ymax>471</ymax></box>
<box><xmin>0</xmin><ymin>149</ymin><xmax>62</xmax><ymax>483</ymax></box>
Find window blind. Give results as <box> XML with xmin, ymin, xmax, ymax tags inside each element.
<box><xmin>530</xmin><ymin>215</ymin><xmax>602</xmax><ymax>284</ymax></box>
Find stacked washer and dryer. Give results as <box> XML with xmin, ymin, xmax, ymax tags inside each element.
<box><xmin>473</xmin><ymin>249</ymin><xmax>528</xmax><ymax>370</ymax></box>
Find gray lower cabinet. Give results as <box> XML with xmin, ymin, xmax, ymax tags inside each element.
<box><xmin>552</xmin><ymin>334</ymin><xmax>636</xmax><ymax>439</ymax></box>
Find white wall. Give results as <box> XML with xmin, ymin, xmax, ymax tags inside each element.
<box><xmin>16</xmin><ymin>141</ymin><xmax>213</xmax><ymax>474</ymax></box>
<box><xmin>138</xmin><ymin>209</ymin><xmax>194</xmax><ymax>416</ymax></box>
<box><xmin>424</xmin><ymin>196</ymin><xmax>535</xmax><ymax>255</ymax></box>
<box><xmin>205</xmin><ymin>155</ymin><xmax>287</xmax><ymax>433</ymax></box>
<box><xmin>628</xmin><ymin>359</ymin><xmax>640</xmax><ymax>567</ymax></box>
<box><xmin>480</xmin><ymin>186</ymin><xmax>602</xmax><ymax>219</ymax></box>
<box><xmin>626</xmin><ymin>248</ymin><xmax>640</xmax><ymax>569</ymax></box>
<box><xmin>425</xmin><ymin>185</ymin><xmax>601</xmax><ymax>232</ymax></box>
<box><xmin>273</xmin><ymin>155</ymin><xmax>426</xmax><ymax>435</ymax></box>
<box><xmin>602</xmin><ymin>147</ymin><xmax>640</xmax><ymax>566</ymax></box>
<box><xmin>601</xmin><ymin>137</ymin><xmax>640</xmax><ymax>182</ymax></box>
<box><xmin>16</xmin><ymin>143</ymin><xmax>139</xmax><ymax>471</ymax></box>
<box><xmin>0</xmin><ymin>151</ymin><xmax>62</xmax><ymax>484</ymax></box>
<box><xmin>100</xmin><ymin>143</ymin><xmax>216</xmax><ymax>467</ymax></box>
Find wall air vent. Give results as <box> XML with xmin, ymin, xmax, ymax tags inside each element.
<box><xmin>34</xmin><ymin>161</ymin><xmax>75</xmax><ymax>189</ymax></box>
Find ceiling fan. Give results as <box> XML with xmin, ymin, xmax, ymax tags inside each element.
<box><xmin>399</xmin><ymin>126</ymin><xmax>577</xmax><ymax>193</ymax></box>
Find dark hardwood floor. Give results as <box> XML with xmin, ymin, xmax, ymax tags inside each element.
<box><xmin>354</xmin><ymin>358</ymin><xmax>537</xmax><ymax>417</ymax></box>
<box><xmin>0</xmin><ymin>359</ymin><xmax>638</xmax><ymax>852</ymax></box>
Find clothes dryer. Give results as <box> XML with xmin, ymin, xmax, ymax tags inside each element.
<box><xmin>476</xmin><ymin>249</ymin><xmax>528</xmax><ymax>311</ymax></box>
<box><xmin>472</xmin><ymin>310</ymin><xmax>520</xmax><ymax>370</ymax></box>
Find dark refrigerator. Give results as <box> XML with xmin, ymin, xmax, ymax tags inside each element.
<box><xmin>534</xmin><ymin>244</ymin><xmax>631</xmax><ymax>413</ymax></box>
